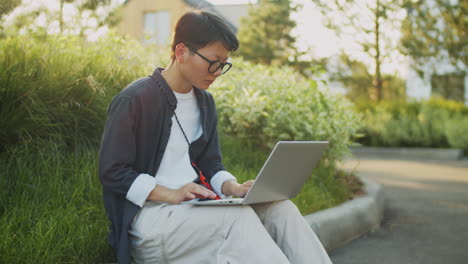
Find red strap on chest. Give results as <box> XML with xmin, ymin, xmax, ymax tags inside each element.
<box><xmin>192</xmin><ymin>162</ymin><xmax>221</xmax><ymax>200</ymax></box>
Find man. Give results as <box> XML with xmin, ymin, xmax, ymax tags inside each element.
<box><xmin>99</xmin><ymin>10</ymin><xmax>332</xmax><ymax>264</ymax></box>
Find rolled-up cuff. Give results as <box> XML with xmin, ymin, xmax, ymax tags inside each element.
<box><xmin>126</xmin><ymin>173</ymin><xmax>157</xmax><ymax>207</ymax></box>
<box><xmin>210</xmin><ymin>170</ymin><xmax>237</xmax><ymax>199</ymax></box>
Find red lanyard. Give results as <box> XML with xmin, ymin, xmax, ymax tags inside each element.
<box><xmin>191</xmin><ymin>162</ymin><xmax>221</xmax><ymax>200</ymax></box>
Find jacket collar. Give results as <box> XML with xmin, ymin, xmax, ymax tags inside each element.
<box><xmin>151</xmin><ymin>68</ymin><xmax>207</xmax><ymax>111</ymax></box>
<box><xmin>151</xmin><ymin>68</ymin><xmax>177</xmax><ymax>110</ymax></box>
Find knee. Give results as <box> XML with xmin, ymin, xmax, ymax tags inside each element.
<box><xmin>271</xmin><ymin>200</ymin><xmax>300</xmax><ymax>215</ymax></box>
<box><xmin>262</xmin><ymin>200</ymin><xmax>303</xmax><ymax>226</ymax></box>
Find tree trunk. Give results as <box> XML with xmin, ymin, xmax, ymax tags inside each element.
<box><xmin>372</xmin><ymin>0</ymin><xmax>383</xmax><ymax>101</ymax></box>
<box><xmin>59</xmin><ymin>0</ymin><xmax>64</xmax><ymax>34</ymax></box>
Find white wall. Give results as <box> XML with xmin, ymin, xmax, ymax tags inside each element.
<box><xmin>213</xmin><ymin>4</ymin><xmax>249</xmax><ymax>29</ymax></box>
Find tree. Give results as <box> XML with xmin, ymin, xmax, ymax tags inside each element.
<box><xmin>0</xmin><ymin>0</ymin><xmax>21</xmax><ymax>17</ymax></box>
<box><xmin>328</xmin><ymin>53</ymin><xmax>406</xmax><ymax>102</ymax></box>
<box><xmin>1</xmin><ymin>0</ymin><xmax>120</xmax><ymax>39</ymax></box>
<box><xmin>401</xmin><ymin>0</ymin><xmax>467</xmax><ymax>72</ymax></box>
<box><xmin>236</xmin><ymin>0</ymin><xmax>311</xmax><ymax>75</ymax></box>
<box><xmin>311</xmin><ymin>0</ymin><xmax>406</xmax><ymax>102</ymax></box>
<box><xmin>0</xmin><ymin>0</ymin><xmax>21</xmax><ymax>37</ymax></box>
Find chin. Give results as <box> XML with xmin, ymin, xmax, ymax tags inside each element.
<box><xmin>198</xmin><ymin>83</ymin><xmax>211</xmax><ymax>90</ymax></box>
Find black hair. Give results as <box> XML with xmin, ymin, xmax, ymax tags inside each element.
<box><xmin>171</xmin><ymin>10</ymin><xmax>239</xmax><ymax>59</ymax></box>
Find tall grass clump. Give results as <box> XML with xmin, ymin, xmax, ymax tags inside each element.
<box><xmin>0</xmin><ymin>141</ymin><xmax>113</xmax><ymax>263</ymax></box>
<box><xmin>0</xmin><ymin>33</ymin><xmax>165</xmax><ymax>150</ymax></box>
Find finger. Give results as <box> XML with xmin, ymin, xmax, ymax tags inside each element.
<box><xmin>195</xmin><ymin>189</ymin><xmax>217</xmax><ymax>199</ymax></box>
<box><xmin>194</xmin><ymin>185</ymin><xmax>217</xmax><ymax>198</ymax></box>
<box><xmin>185</xmin><ymin>183</ymin><xmax>217</xmax><ymax>199</ymax></box>
<box><xmin>242</xmin><ymin>180</ymin><xmax>254</xmax><ymax>187</ymax></box>
<box><xmin>185</xmin><ymin>192</ymin><xmax>196</xmax><ymax>200</ymax></box>
<box><xmin>190</xmin><ymin>187</ymin><xmax>211</xmax><ymax>199</ymax></box>
<box><xmin>208</xmin><ymin>190</ymin><xmax>217</xmax><ymax>199</ymax></box>
<box><xmin>204</xmin><ymin>189</ymin><xmax>217</xmax><ymax>199</ymax></box>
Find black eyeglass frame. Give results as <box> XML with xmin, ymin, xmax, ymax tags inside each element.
<box><xmin>185</xmin><ymin>44</ymin><xmax>233</xmax><ymax>75</ymax></box>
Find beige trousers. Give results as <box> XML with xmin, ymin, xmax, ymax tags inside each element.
<box><xmin>129</xmin><ymin>200</ymin><xmax>332</xmax><ymax>264</ymax></box>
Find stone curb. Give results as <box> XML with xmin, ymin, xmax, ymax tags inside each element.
<box><xmin>351</xmin><ymin>147</ymin><xmax>463</xmax><ymax>161</ymax></box>
<box><xmin>304</xmin><ymin>177</ymin><xmax>384</xmax><ymax>252</ymax></box>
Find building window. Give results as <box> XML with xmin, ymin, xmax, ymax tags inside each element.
<box><xmin>431</xmin><ymin>73</ymin><xmax>465</xmax><ymax>102</ymax></box>
<box><xmin>143</xmin><ymin>11</ymin><xmax>171</xmax><ymax>45</ymax></box>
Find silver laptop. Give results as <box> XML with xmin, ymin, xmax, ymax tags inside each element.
<box><xmin>185</xmin><ymin>141</ymin><xmax>328</xmax><ymax>206</ymax></box>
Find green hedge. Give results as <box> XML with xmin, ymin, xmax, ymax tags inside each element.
<box><xmin>212</xmin><ymin>58</ymin><xmax>362</xmax><ymax>164</ymax></box>
<box><xmin>356</xmin><ymin>98</ymin><xmax>468</xmax><ymax>151</ymax></box>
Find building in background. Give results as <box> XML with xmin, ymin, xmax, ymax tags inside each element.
<box><xmin>403</xmin><ymin>0</ymin><xmax>467</xmax><ymax>105</ymax></box>
<box><xmin>406</xmin><ymin>58</ymin><xmax>468</xmax><ymax>105</ymax></box>
<box><xmin>117</xmin><ymin>0</ymin><xmax>250</xmax><ymax>45</ymax></box>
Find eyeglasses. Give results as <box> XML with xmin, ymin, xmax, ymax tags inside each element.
<box><xmin>185</xmin><ymin>44</ymin><xmax>232</xmax><ymax>75</ymax></box>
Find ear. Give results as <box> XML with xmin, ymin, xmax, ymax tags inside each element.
<box><xmin>174</xmin><ymin>43</ymin><xmax>188</xmax><ymax>63</ymax></box>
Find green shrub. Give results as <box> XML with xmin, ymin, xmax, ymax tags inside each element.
<box><xmin>446</xmin><ymin>115</ymin><xmax>468</xmax><ymax>151</ymax></box>
<box><xmin>357</xmin><ymin>98</ymin><xmax>468</xmax><ymax>151</ymax></box>
<box><xmin>212</xmin><ymin>58</ymin><xmax>362</xmax><ymax>164</ymax></box>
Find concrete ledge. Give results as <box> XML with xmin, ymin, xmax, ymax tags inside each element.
<box><xmin>351</xmin><ymin>147</ymin><xmax>463</xmax><ymax>161</ymax></box>
<box><xmin>304</xmin><ymin>177</ymin><xmax>384</xmax><ymax>252</ymax></box>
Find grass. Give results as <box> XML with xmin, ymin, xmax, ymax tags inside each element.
<box><xmin>0</xmin><ymin>141</ymin><xmax>114</xmax><ymax>263</ymax></box>
<box><xmin>1</xmin><ymin>138</ymin><xmax>361</xmax><ymax>263</ymax></box>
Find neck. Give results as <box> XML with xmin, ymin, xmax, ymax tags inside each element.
<box><xmin>161</xmin><ymin>60</ymin><xmax>193</xmax><ymax>94</ymax></box>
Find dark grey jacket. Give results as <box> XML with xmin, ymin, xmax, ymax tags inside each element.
<box><xmin>98</xmin><ymin>68</ymin><xmax>226</xmax><ymax>264</ymax></box>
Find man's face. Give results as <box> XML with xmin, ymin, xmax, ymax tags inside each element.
<box><xmin>182</xmin><ymin>41</ymin><xmax>230</xmax><ymax>90</ymax></box>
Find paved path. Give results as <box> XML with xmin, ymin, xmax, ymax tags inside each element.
<box><xmin>331</xmin><ymin>158</ymin><xmax>468</xmax><ymax>264</ymax></box>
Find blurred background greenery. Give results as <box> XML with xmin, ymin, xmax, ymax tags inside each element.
<box><xmin>0</xmin><ymin>0</ymin><xmax>466</xmax><ymax>262</ymax></box>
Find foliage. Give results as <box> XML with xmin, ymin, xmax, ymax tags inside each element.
<box><xmin>0</xmin><ymin>0</ymin><xmax>20</xmax><ymax>17</ymax></box>
<box><xmin>328</xmin><ymin>53</ymin><xmax>406</xmax><ymax>102</ymax></box>
<box><xmin>311</xmin><ymin>0</ymin><xmax>406</xmax><ymax>101</ymax></box>
<box><xmin>0</xmin><ymin>33</ymin><xmax>160</xmax><ymax>151</ymax></box>
<box><xmin>446</xmin><ymin>116</ymin><xmax>468</xmax><ymax>150</ymax></box>
<box><xmin>430</xmin><ymin>72</ymin><xmax>466</xmax><ymax>102</ymax></box>
<box><xmin>236</xmin><ymin>0</ymin><xmax>311</xmax><ymax>76</ymax></box>
<box><xmin>401</xmin><ymin>0</ymin><xmax>467</xmax><ymax>72</ymax></box>
<box><xmin>356</xmin><ymin>97</ymin><xmax>468</xmax><ymax>151</ymax></box>
<box><xmin>0</xmin><ymin>0</ymin><xmax>121</xmax><ymax>39</ymax></box>
<box><xmin>0</xmin><ymin>141</ymin><xmax>114</xmax><ymax>263</ymax></box>
<box><xmin>211</xmin><ymin>58</ymin><xmax>363</xmax><ymax>164</ymax></box>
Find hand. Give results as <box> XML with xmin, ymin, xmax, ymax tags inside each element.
<box><xmin>174</xmin><ymin>182</ymin><xmax>217</xmax><ymax>203</ymax></box>
<box><xmin>148</xmin><ymin>183</ymin><xmax>217</xmax><ymax>204</ymax></box>
<box><xmin>222</xmin><ymin>180</ymin><xmax>254</xmax><ymax>197</ymax></box>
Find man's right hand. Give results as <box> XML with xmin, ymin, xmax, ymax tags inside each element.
<box><xmin>147</xmin><ymin>183</ymin><xmax>217</xmax><ymax>204</ymax></box>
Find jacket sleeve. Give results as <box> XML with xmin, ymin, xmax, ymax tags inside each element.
<box><xmin>99</xmin><ymin>94</ymin><xmax>141</xmax><ymax>196</ymax></box>
<box><xmin>196</xmin><ymin>94</ymin><xmax>227</xmax><ymax>181</ymax></box>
